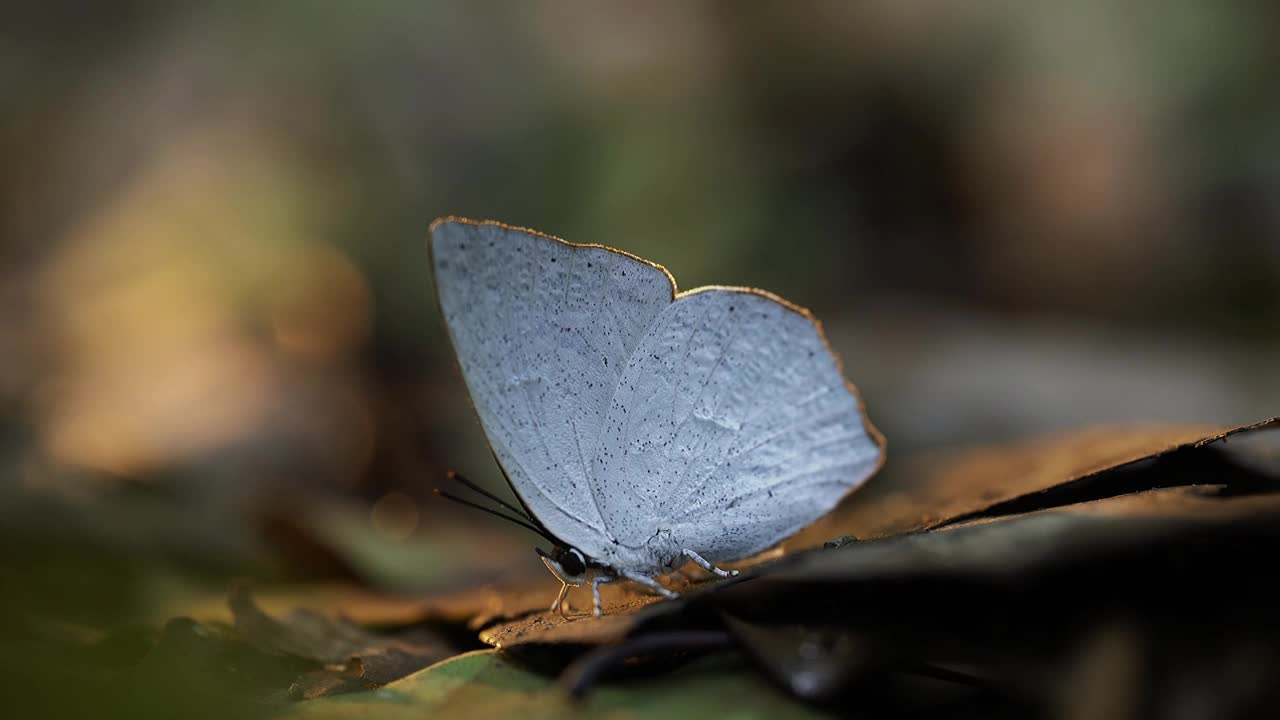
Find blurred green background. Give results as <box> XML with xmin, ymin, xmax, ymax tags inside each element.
<box><xmin>3</xmin><ymin>1</ymin><xmax>1280</xmax><ymax>632</ymax></box>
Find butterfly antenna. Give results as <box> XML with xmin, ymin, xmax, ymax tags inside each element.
<box><xmin>447</xmin><ymin>470</ymin><xmax>535</xmax><ymax>522</ymax></box>
<box><xmin>433</xmin><ymin>488</ymin><xmax>556</xmax><ymax>543</ymax></box>
<box><xmin>487</xmin><ymin>454</ymin><xmax>543</xmax><ymax>521</ymax></box>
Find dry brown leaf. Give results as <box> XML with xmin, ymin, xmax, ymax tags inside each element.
<box><xmin>415</xmin><ymin>581</ymin><xmax>562</xmax><ymax>630</ymax></box>
<box><xmin>183</xmin><ymin>582</ymin><xmax>433</xmax><ymax>627</ymax></box>
<box><xmin>792</xmin><ymin>417</ymin><xmax>1279</xmax><ymax>544</ymax></box>
<box><xmin>475</xmin><ymin>578</ymin><xmax>675</xmax><ymax>648</ymax></box>
<box><xmin>227</xmin><ymin>581</ymin><xmax>452</xmax><ymax>698</ymax></box>
<box><xmin>416</xmin><ymin>565</ymin><xmax>732</xmax><ymax>640</ymax></box>
<box><xmin>480</xmin><ymin>602</ymin><xmax>657</xmax><ymax>649</ymax></box>
<box><xmin>940</xmin><ymin>484</ymin><xmax>1280</xmax><ymax>530</ymax></box>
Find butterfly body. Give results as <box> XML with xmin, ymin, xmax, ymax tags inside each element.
<box><xmin>429</xmin><ymin>218</ymin><xmax>884</xmax><ymax>615</ymax></box>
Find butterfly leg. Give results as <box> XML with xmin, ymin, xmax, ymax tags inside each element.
<box><xmin>591</xmin><ymin>575</ymin><xmax>616</xmax><ymax>617</ymax></box>
<box><xmin>681</xmin><ymin>548</ymin><xmax>739</xmax><ymax>578</ymax></box>
<box><xmin>551</xmin><ymin>581</ymin><xmax>573</xmax><ymax>617</ymax></box>
<box><xmin>621</xmin><ymin>570</ymin><xmax>679</xmax><ymax>600</ymax></box>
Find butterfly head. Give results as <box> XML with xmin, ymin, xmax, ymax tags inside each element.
<box><xmin>537</xmin><ymin>545</ymin><xmax>588</xmax><ymax>584</ymax></box>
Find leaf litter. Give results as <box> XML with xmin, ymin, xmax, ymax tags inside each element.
<box><xmin>72</xmin><ymin>415</ymin><xmax>1280</xmax><ymax>717</ymax></box>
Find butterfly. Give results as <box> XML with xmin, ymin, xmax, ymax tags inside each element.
<box><xmin>428</xmin><ymin>217</ymin><xmax>885</xmax><ymax>616</ymax></box>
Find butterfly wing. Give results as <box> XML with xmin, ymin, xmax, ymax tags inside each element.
<box><xmin>591</xmin><ymin>288</ymin><xmax>883</xmax><ymax>562</ymax></box>
<box><xmin>430</xmin><ymin>219</ymin><xmax>676</xmax><ymax>554</ymax></box>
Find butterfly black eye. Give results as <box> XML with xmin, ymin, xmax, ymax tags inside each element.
<box><xmin>558</xmin><ymin>547</ymin><xmax>585</xmax><ymax>576</ymax></box>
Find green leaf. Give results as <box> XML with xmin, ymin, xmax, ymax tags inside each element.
<box><xmin>290</xmin><ymin>649</ymin><xmax>826</xmax><ymax>720</ymax></box>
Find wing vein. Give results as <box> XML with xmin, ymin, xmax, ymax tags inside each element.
<box><xmin>667</xmin><ymin>298</ymin><xmax>715</xmax><ymax>429</ymax></box>
<box><xmin>674</xmin><ymin>457</ymin><xmax>864</xmax><ymax>522</ymax></box>
<box><xmin>572</xmin><ymin>417</ymin><xmax>611</xmax><ymax>537</ymax></box>
<box><xmin>666</xmin><ymin>308</ymin><xmax>746</xmax><ymax>496</ymax></box>
<box><xmin>514</xmin><ymin>264</ymin><xmax>604</xmax><ymax>532</ymax></box>
<box><xmin>574</xmin><ymin>327</ymin><xmax>608</xmax><ymax>365</ymax></box>
<box><xmin>676</xmin><ymin>399</ymin><xmax>844</xmax><ymax>507</ymax></box>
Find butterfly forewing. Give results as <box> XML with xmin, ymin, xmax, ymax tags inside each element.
<box><xmin>430</xmin><ymin>220</ymin><xmax>675</xmax><ymax>554</ymax></box>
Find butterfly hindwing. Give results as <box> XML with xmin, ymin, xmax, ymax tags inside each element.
<box><xmin>591</xmin><ymin>289</ymin><xmax>882</xmax><ymax>560</ymax></box>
